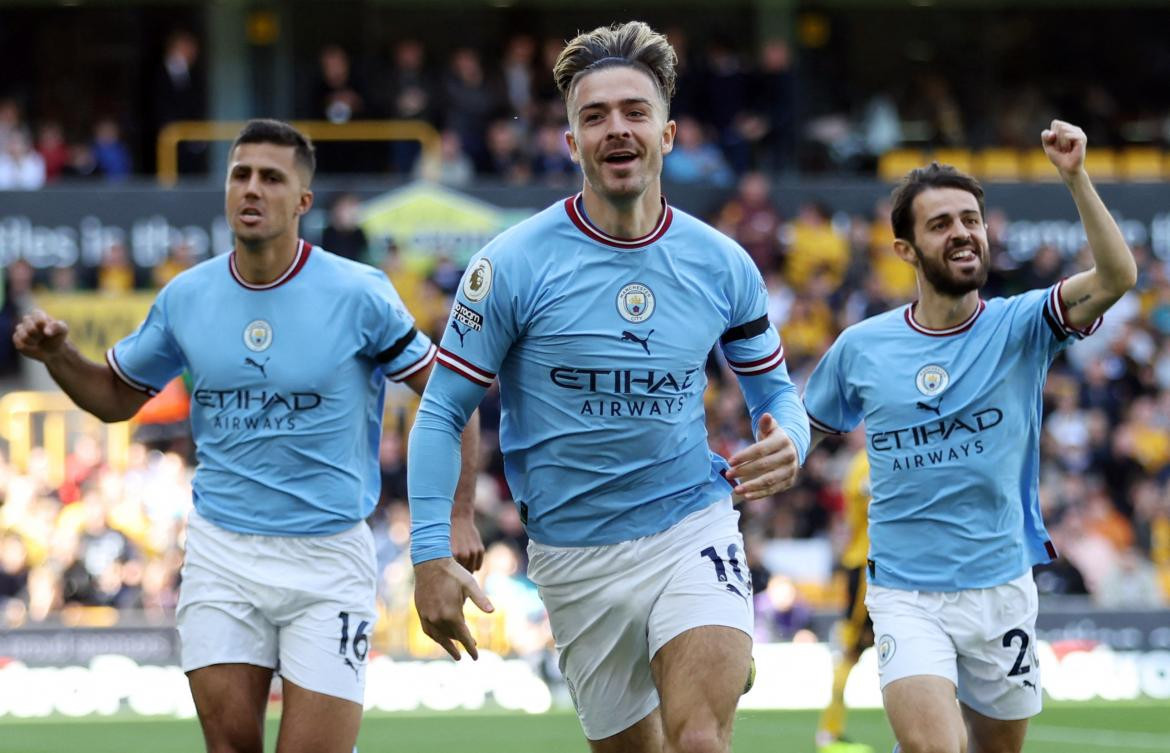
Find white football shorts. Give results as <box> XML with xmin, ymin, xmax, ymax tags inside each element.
<box><xmin>865</xmin><ymin>570</ymin><xmax>1042</xmax><ymax>720</ymax></box>
<box><xmin>527</xmin><ymin>497</ymin><xmax>754</xmax><ymax>740</ymax></box>
<box><xmin>177</xmin><ymin>509</ymin><xmax>378</xmax><ymax>705</ymax></box>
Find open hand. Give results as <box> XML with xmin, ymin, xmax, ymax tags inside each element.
<box><xmin>413</xmin><ymin>557</ymin><xmax>494</xmax><ymax>660</ymax></box>
<box><xmin>726</xmin><ymin>413</ymin><xmax>799</xmax><ymax>501</ymax></box>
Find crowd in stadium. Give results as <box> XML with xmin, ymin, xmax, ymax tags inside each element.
<box><xmin>2</xmin><ymin>171</ymin><xmax>1167</xmax><ymax>644</ymax></box>
<box><xmin>4</xmin><ymin>19</ymin><xmax>1170</xmax><ymax>188</ymax></box>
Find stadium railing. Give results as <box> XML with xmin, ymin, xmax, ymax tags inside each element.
<box><xmin>156</xmin><ymin>119</ymin><xmax>442</xmax><ymax>186</ymax></box>
<box><xmin>0</xmin><ymin>391</ymin><xmax>132</xmax><ymax>485</ymax></box>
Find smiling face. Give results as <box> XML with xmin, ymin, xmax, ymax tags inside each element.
<box><xmin>565</xmin><ymin>65</ymin><xmax>675</xmax><ymax>206</ymax></box>
<box><xmin>225</xmin><ymin>142</ymin><xmax>313</xmax><ymax>245</ymax></box>
<box><xmin>897</xmin><ymin>186</ymin><xmax>990</xmax><ymax>297</ymax></box>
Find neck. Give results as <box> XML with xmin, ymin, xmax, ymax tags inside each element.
<box><xmin>912</xmin><ymin>286</ymin><xmax>980</xmax><ymax>329</ymax></box>
<box><xmin>580</xmin><ymin>181</ymin><xmax>663</xmax><ymax>239</ymax></box>
<box><xmin>233</xmin><ymin>230</ymin><xmax>300</xmax><ymax>284</ymax></box>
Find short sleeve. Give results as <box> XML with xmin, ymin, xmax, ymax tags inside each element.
<box><xmin>108</xmin><ymin>292</ymin><xmax>185</xmax><ymax>396</ymax></box>
<box><xmin>435</xmin><ymin>252</ymin><xmax>520</xmax><ymax>387</ymax></box>
<box><xmin>365</xmin><ymin>273</ymin><xmax>436</xmax><ymax>382</ymax></box>
<box><xmin>802</xmin><ymin>335</ymin><xmax>863</xmax><ymax>435</ymax></box>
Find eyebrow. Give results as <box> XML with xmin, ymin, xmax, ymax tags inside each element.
<box><xmin>925</xmin><ymin>209</ymin><xmax>980</xmax><ymax>224</ymax></box>
<box><xmin>578</xmin><ymin>96</ymin><xmax>655</xmax><ymax>113</ymax></box>
<box><xmin>230</xmin><ymin>164</ymin><xmax>288</xmax><ymax>178</ymax></box>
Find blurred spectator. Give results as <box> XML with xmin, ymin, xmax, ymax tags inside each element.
<box><xmin>0</xmin><ymin>98</ymin><xmax>24</xmax><ymax>151</ymax></box>
<box><xmin>92</xmin><ymin>119</ymin><xmax>132</xmax><ymax>181</ymax></box>
<box><xmin>0</xmin><ymin>129</ymin><xmax>46</xmax><ymax>189</ymax></box>
<box><xmin>1096</xmin><ymin>547</ymin><xmax>1166</xmax><ymax>608</ymax></box>
<box><xmin>416</xmin><ymin>128</ymin><xmax>474</xmax><ymax>186</ymax></box>
<box><xmin>35</xmin><ymin>122</ymin><xmax>70</xmax><ymax>182</ymax></box>
<box><xmin>530</xmin><ymin>122</ymin><xmax>576</xmax><ymax>184</ymax></box>
<box><xmin>385</xmin><ymin>39</ymin><xmax>437</xmax><ymax>172</ymax></box>
<box><xmin>442</xmin><ymin>47</ymin><xmax>501</xmax><ymax>173</ymax></box>
<box><xmin>754</xmin><ymin>573</ymin><xmax>814</xmax><ymax>642</ymax></box>
<box><xmin>96</xmin><ymin>241</ymin><xmax>137</xmax><ymax>294</ymax></box>
<box><xmin>784</xmin><ymin>201</ymin><xmax>850</xmax><ymax>292</ymax></box>
<box><xmin>315</xmin><ymin>44</ymin><xmax>367</xmax><ymax>124</ymax></box>
<box><xmin>152</xmin><ymin>239</ymin><xmax>198</xmax><ymax>287</ymax></box>
<box><xmin>715</xmin><ymin>171</ymin><xmax>783</xmax><ymax>272</ymax></box>
<box><xmin>153</xmin><ymin>30</ymin><xmax>206</xmax><ymax>174</ymax></box>
<box><xmin>321</xmin><ymin>192</ymin><xmax>369</xmax><ymax>262</ymax></box>
<box><xmin>484</xmin><ymin>118</ymin><xmax>531</xmax><ymax>183</ymax></box>
<box><xmin>501</xmin><ymin>34</ymin><xmax>537</xmax><ymax>123</ymax></box>
<box><xmin>663</xmin><ymin>116</ymin><xmax>734</xmax><ymax>188</ymax></box>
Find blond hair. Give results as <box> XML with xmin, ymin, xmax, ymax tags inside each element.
<box><xmin>553</xmin><ymin>21</ymin><xmax>677</xmax><ymax>109</ymax></box>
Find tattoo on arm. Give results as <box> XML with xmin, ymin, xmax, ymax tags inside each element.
<box><xmin>1066</xmin><ymin>293</ymin><xmax>1092</xmax><ymax>309</ymax></box>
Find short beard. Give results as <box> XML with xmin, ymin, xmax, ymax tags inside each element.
<box><xmin>911</xmin><ymin>240</ymin><xmax>988</xmax><ymax>297</ymax></box>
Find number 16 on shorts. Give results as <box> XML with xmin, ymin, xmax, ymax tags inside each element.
<box><xmin>338</xmin><ymin>611</ymin><xmax>369</xmax><ymax>679</ymax></box>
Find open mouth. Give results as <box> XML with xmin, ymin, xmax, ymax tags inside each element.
<box><xmin>603</xmin><ymin>151</ymin><xmax>638</xmax><ymax>167</ymax></box>
<box><xmin>948</xmin><ymin>247</ymin><xmax>978</xmax><ymax>264</ymax></box>
<box><xmin>239</xmin><ymin>207</ymin><xmax>264</xmax><ymax>225</ymax></box>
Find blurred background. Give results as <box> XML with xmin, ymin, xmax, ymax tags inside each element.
<box><xmin>0</xmin><ymin>0</ymin><xmax>1168</xmax><ymax>746</ymax></box>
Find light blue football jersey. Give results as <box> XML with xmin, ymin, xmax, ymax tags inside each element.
<box><xmin>803</xmin><ymin>281</ymin><xmax>1101</xmax><ymax>591</ymax></box>
<box><xmin>109</xmin><ymin>240</ymin><xmax>436</xmax><ymax>536</ymax></box>
<box><xmin>408</xmin><ymin>195</ymin><xmax>809</xmax><ymax>560</ymax></box>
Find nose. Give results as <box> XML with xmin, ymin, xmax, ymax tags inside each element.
<box><xmin>244</xmin><ymin>173</ymin><xmax>263</xmax><ymax>197</ymax></box>
<box><xmin>606</xmin><ymin>112</ymin><xmax>632</xmax><ymax>139</ymax></box>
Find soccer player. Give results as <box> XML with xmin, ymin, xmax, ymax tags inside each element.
<box><xmin>12</xmin><ymin>119</ymin><xmax>483</xmax><ymax>753</ymax></box>
<box><xmin>407</xmin><ymin>20</ymin><xmax>810</xmax><ymax>753</ymax></box>
<box><xmin>802</xmin><ymin>121</ymin><xmax>1136</xmax><ymax>753</ymax></box>
<box><xmin>816</xmin><ymin>447</ymin><xmax>875</xmax><ymax>753</ymax></box>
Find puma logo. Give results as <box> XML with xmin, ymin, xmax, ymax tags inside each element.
<box><xmin>619</xmin><ymin>329</ymin><xmax>653</xmax><ymax>355</ymax></box>
<box><xmin>451</xmin><ymin>321</ymin><xmax>469</xmax><ymax>347</ymax></box>
<box><xmin>916</xmin><ymin>400</ymin><xmax>941</xmax><ymax>415</ymax></box>
<box><xmin>344</xmin><ymin>657</ymin><xmax>360</xmax><ymax>681</ymax></box>
<box><xmin>244</xmin><ymin>357</ymin><xmax>269</xmax><ymax>378</ymax></box>
<box><xmin>1022</xmin><ymin>679</ymin><xmax>1037</xmax><ymax>692</ymax></box>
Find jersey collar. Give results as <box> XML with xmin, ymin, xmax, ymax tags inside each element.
<box><xmin>903</xmin><ymin>299</ymin><xmax>985</xmax><ymax>337</ymax></box>
<box><xmin>229</xmin><ymin>239</ymin><xmax>312</xmax><ymax>290</ymax></box>
<box><xmin>564</xmin><ymin>193</ymin><xmax>672</xmax><ymax>249</ymax></box>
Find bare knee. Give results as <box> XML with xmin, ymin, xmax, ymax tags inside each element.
<box><xmin>896</xmin><ymin>732</ymin><xmax>963</xmax><ymax>753</ymax></box>
<box><xmin>666</xmin><ymin>720</ymin><xmax>727</xmax><ymax>753</ymax></box>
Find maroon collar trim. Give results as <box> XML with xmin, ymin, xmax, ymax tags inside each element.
<box><xmin>563</xmin><ymin>193</ymin><xmax>672</xmax><ymax>249</ymax></box>
<box><xmin>903</xmin><ymin>299</ymin><xmax>986</xmax><ymax>337</ymax></box>
<box><xmin>229</xmin><ymin>239</ymin><xmax>312</xmax><ymax>290</ymax></box>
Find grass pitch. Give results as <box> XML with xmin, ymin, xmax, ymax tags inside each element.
<box><xmin>0</xmin><ymin>701</ymin><xmax>1165</xmax><ymax>752</ymax></box>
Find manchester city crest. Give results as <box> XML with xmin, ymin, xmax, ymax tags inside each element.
<box><xmin>617</xmin><ymin>282</ymin><xmax>655</xmax><ymax>323</ymax></box>
<box><xmin>244</xmin><ymin>319</ymin><xmax>273</xmax><ymax>352</ymax></box>
<box><xmin>877</xmin><ymin>635</ymin><xmax>896</xmax><ymax>666</ymax></box>
<box><xmin>915</xmin><ymin>364</ymin><xmax>949</xmax><ymax>396</ymax></box>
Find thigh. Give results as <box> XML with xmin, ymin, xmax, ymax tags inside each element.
<box><xmin>955</xmin><ymin>574</ymin><xmax>1042</xmax><ymax>723</ymax></box>
<box><xmin>883</xmin><ymin>675</ymin><xmax>965</xmax><ymax>753</ymax></box>
<box><xmin>588</xmin><ymin>708</ymin><xmax>663</xmax><ymax>753</ymax></box>
<box><xmin>651</xmin><ymin>626</ymin><xmax>752</xmax><ymax>752</ymax></box>
<box><xmin>865</xmin><ymin>584</ymin><xmax>958</xmax><ymax>690</ymax></box>
<box><xmin>961</xmin><ymin>702</ymin><xmax>1029</xmax><ymax>753</ymax></box>
<box><xmin>276</xmin><ymin>678</ymin><xmax>363</xmax><ymax>753</ymax></box>
<box><xmin>529</xmin><ymin>543</ymin><xmax>658</xmax><ymax>742</ymax></box>
<box><xmin>187</xmin><ymin>663</ymin><xmax>273</xmax><ymax>753</ymax></box>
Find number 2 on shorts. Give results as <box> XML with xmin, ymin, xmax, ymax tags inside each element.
<box><xmin>1002</xmin><ymin>628</ymin><xmax>1032</xmax><ymax>676</ymax></box>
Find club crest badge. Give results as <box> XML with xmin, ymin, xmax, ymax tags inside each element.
<box><xmin>877</xmin><ymin>635</ymin><xmax>896</xmax><ymax>666</ymax></box>
<box><xmin>463</xmin><ymin>258</ymin><xmax>493</xmax><ymax>302</ymax></box>
<box><xmin>244</xmin><ymin>319</ymin><xmax>273</xmax><ymax>352</ymax></box>
<box><xmin>915</xmin><ymin>364</ymin><xmax>949</xmax><ymax>396</ymax></box>
<box><xmin>617</xmin><ymin>283</ymin><xmax>655</xmax><ymax>323</ymax></box>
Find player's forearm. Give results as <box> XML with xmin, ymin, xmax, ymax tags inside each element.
<box><xmin>408</xmin><ymin>367</ymin><xmax>484</xmax><ymax>564</ymax></box>
<box><xmin>43</xmin><ymin>344</ymin><xmax>144</xmax><ymax>423</ymax></box>
<box><xmin>738</xmin><ymin>370</ymin><xmax>811</xmax><ymax>465</ymax></box>
<box><xmin>451</xmin><ymin>410</ymin><xmax>480</xmax><ymax>521</ymax></box>
<box><xmin>1065</xmin><ymin>170</ymin><xmax>1137</xmax><ymax>296</ymax></box>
